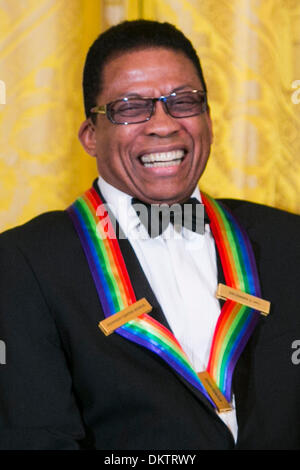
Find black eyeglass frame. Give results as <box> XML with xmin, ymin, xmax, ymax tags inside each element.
<box><xmin>90</xmin><ymin>89</ymin><xmax>207</xmax><ymax>125</ymax></box>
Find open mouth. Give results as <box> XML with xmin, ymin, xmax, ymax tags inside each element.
<box><xmin>139</xmin><ymin>149</ymin><xmax>186</xmax><ymax>168</ymax></box>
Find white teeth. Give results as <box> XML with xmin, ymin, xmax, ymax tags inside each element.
<box><xmin>144</xmin><ymin>160</ymin><xmax>182</xmax><ymax>168</ymax></box>
<box><xmin>140</xmin><ymin>150</ymin><xmax>185</xmax><ymax>163</ymax></box>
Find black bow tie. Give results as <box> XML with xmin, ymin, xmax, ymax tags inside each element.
<box><xmin>131</xmin><ymin>197</ymin><xmax>210</xmax><ymax>238</ymax></box>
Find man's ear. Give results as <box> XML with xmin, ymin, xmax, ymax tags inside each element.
<box><xmin>78</xmin><ymin>119</ymin><xmax>97</xmax><ymax>157</ymax></box>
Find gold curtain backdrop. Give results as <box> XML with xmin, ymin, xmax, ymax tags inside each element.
<box><xmin>0</xmin><ymin>0</ymin><xmax>299</xmax><ymax>232</ymax></box>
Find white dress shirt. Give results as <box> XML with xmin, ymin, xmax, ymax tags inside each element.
<box><xmin>97</xmin><ymin>176</ymin><xmax>238</xmax><ymax>442</ymax></box>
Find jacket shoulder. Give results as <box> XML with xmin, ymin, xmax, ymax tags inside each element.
<box><xmin>0</xmin><ymin>211</ymin><xmax>76</xmax><ymax>256</ymax></box>
<box><xmin>218</xmin><ymin>198</ymin><xmax>300</xmax><ymax>232</ymax></box>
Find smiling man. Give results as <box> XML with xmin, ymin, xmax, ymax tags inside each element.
<box><xmin>0</xmin><ymin>20</ymin><xmax>300</xmax><ymax>451</ymax></box>
<box><xmin>79</xmin><ymin>47</ymin><xmax>212</xmax><ymax>205</ymax></box>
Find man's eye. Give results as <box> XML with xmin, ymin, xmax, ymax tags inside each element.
<box><xmin>170</xmin><ymin>100</ymin><xmax>197</xmax><ymax>110</ymax></box>
<box><xmin>115</xmin><ymin>102</ymin><xmax>148</xmax><ymax>114</ymax></box>
<box><xmin>172</xmin><ymin>97</ymin><xmax>199</xmax><ymax>106</ymax></box>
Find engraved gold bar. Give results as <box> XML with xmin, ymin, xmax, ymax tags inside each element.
<box><xmin>197</xmin><ymin>371</ymin><xmax>232</xmax><ymax>413</ymax></box>
<box><xmin>216</xmin><ymin>283</ymin><xmax>270</xmax><ymax>316</ymax></box>
<box><xmin>98</xmin><ymin>298</ymin><xmax>152</xmax><ymax>336</ymax></box>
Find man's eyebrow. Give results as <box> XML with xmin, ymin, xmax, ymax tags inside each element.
<box><xmin>111</xmin><ymin>92</ymin><xmax>144</xmax><ymax>101</ymax></box>
<box><xmin>112</xmin><ymin>85</ymin><xmax>203</xmax><ymax>101</ymax></box>
<box><xmin>171</xmin><ymin>85</ymin><xmax>197</xmax><ymax>93</ymax></box>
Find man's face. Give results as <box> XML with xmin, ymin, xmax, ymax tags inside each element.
<box><xmin>80</xmin><ymin>47</ymin><xmax>213</xmax><ymax>204</ymax></box>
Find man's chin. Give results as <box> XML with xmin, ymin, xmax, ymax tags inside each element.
<box><xmin>135</xmin><ymin>189</ymin><xmax>194</xmax><ymax>205</ymax></box>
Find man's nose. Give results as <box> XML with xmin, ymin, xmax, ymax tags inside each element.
<box><xmin>144</xmin><ymin>100</ymin><xmax>181</xmax><ymax>137</ymax></box>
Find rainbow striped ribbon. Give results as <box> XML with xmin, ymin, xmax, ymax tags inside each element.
<box><xmin>202</xmin><ymin>194</ymin><xmax>261</xmax><ymax>400</ymax></box>
<box><xmin>67</xmin><ymin>187</ymin><xmax>262</xmax><ymax>408</ymax></box>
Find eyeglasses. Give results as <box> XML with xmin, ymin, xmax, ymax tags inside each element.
<box><xmin>90</xmin><ymin>89</ymin><xmax>207</xmax><ymax>125</ymax></box>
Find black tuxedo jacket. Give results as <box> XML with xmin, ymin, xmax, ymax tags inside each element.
<box><xmin>0</xmin><ymin>184</ymin><xmax>300</xmax><ymax>450</ymax></box>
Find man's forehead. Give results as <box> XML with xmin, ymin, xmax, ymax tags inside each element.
<box><xmin>104</xmin><ymin>45</ymin><xmax>188</xmax><ymax>66</ymax></box>
<box><xmin>99</xmin><ymin>47</ymin><xmax>201</xmax><ymax>98</ymax></box>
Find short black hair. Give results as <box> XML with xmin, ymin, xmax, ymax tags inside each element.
<box><xmin>83</xmin><ymin>19</ymin><xmax>207</xmax><ymax>120</ymax></box>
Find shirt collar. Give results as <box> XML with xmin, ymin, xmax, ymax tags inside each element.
<box><xmin>97</xmin><ymin>176</ymin><xmax>206</xmax><ymax>241</ymax></box>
